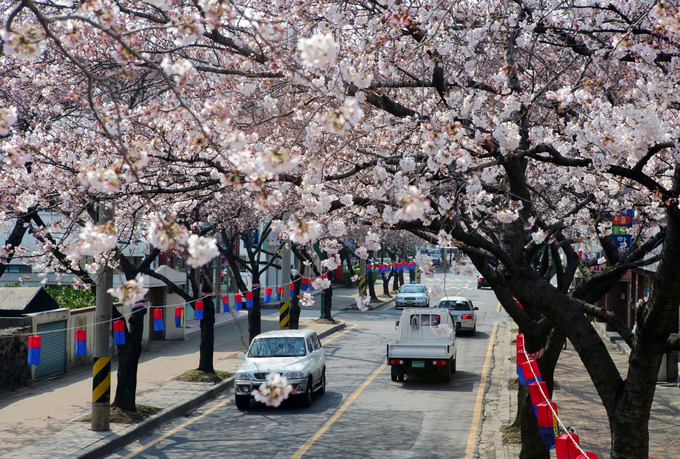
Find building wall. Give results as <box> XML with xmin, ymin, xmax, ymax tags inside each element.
<box><xmin>0</xmin><ymin>326</ymin><xmax>32</xmax><ymax>393</ymax></box>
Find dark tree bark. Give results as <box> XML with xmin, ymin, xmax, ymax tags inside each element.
<box><xmin>247</xmin><ymin>283</ymin><xmax>262</xmax><ymax>342</ymax></box>
<box><xmin>289</xmin><ymin>274</ymin><xmax>302</xmax><ymax>329</ymax></box>
<box><xmin>0</xmin><ymin>209</ymin><xmax>36</xmax><ymax>278</ymax></box>
<box><xmin>323</xmin><ymin>282</ymin><xmax>333</xmax><ymax>320</ymax></box>
<box><xmin>408</xmin><ymin>269</ymin><xmax>415</xmax><ymax>283</ymax></box>
<box><xmin>112</xmin><ymin>305</ymin><xmax>147</xmax><ymax>411</ymax></box>
<box><xmin>381</xmin><ymin>270</ymin><xmax>392</xmax><ymax>296</ymax></box>
<box><xmin>198</xmin><ymin>293</ymin><xmax>216</xmax><ymax>372</ymax></box>
<box><xmin>367</xmin><ymin>268</ymin><xmax>380</xmax><ymax>302</ymax></box>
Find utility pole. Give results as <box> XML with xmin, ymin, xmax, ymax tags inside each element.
<box><xmin>92</xmin><ymin>202</ymin><xmax>113</xmax><ymax>431</ymax></box>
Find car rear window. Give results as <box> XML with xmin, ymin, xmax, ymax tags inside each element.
<box><xmin>409</xmin><ymin>314</ymin><xmax>441</xmax><ymax>327</ymax></box>
<box><xmin>248</xmin><ymin>337</ymin><xmax>307</xmax><ymax>357</ymax></box>
<box><xmin>440</xmin><ymin>301</ymin><xmax>471</xmax><ymax>311</ymax></box>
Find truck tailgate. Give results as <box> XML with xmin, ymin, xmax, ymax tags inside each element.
<box><xmin>388</xmin><ymin>342</ymin><xmax>452</xmax><ymax>359</ymax></box>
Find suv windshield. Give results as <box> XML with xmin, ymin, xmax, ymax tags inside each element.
<box><xmin>401</xmin><ymin>286</ymin><xmax>425</xmax><ymax>293</ymax></box>
<box><xmin>248</xmin><ymin>337</ymin><xmax>307</xmax><ymax>357</ymax></box>
<box><xmin>439</xmin><ymin>301</ymin><xmax>471</xmax><ymax>311</ymax></box>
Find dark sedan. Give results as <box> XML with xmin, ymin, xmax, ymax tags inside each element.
<box><xmin>477</xmin><ymin>277</ymin><xmax>490</xmax><ymax>289</ymax></box>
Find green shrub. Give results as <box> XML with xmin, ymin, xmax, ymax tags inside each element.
<box><xmin>44</xmin><ymin>286</ymin><xmax>96</xmax><ymax>310</ymax></box>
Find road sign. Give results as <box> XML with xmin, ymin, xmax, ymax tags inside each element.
<box><xmin>612</xmin><ymin>209</ymin><xmax>634</xmax><ymax>227</ymax></box>
<box><xmin>585</xmin><ymin>252</ymin><xmax>601</xmax><ymax>271</ymax></box>
<box><xmin>611</xmin><ymin>226</ymin><xmax>628</xmax><ymax>235</ymax></box>
<box><xmin>613</xmin><ymin>234</ymin><xmax>632</xmax><ymax>251</ymax></box>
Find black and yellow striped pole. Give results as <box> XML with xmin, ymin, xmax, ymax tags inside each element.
<box><xmin>92</xmin><ymin>203</ymin><xmax>113</xmax><ymax>431</ymax></box>
<box><xmin>92</xmin><ymin>356</ymin><xmax>111</xmax><ymax>409</ymax></box>
<box><xmin>358</xmin><ymin>257</ymin><xmax>367</xmax><ymax>298</ymax></box>
<box><xmin>279</xmin><ymin>245</ymin><xmax>291</xmax><ymax>328</ymax></box>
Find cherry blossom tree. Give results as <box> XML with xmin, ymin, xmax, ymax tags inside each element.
<box><xmin>2</xmin><ymin>0</ymin><xmax>680</xmax><ymax>457</ymax></box>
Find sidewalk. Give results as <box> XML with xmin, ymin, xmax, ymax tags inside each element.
<box><xmin>478</xmin><ymin>319</ymin><xmax>680</xmax><ymax>459</ymax></box>
<box><xmin>0</xmin><ymin>285</ymin><xmax>389</xmax><ymax>459</ymax></box>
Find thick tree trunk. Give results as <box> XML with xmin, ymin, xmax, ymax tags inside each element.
<box><xmin>382</xmin><ymin>272</ymin><xmax>392</xmax><ymax>296</ymax></box>
<box><xmin>408</xmin><ymin>269</ymin><xmax>415</xmax><ymax>283</ymax></box>
<box><xmin>198</xmin><ymin>295</ymin><xmax>215</xmax><ymax>372</ymax></box>
<box><xmin>323</xmin><ymin>283</ymin><xmax>333</xmax><ymax>320</ymax></box>
<box><xmin>367</xmin><ymin>269</ymin><xmax>379</xmax><ymax>302</ymax></box>
<box><xmin>289</xmin><ymin>276</ymin><xmax>302</xmax><ymax>329</ymax></box>
<box><xmin>518</xmin><ymin>383</ymin><xmax>550</xmax><ymax>459</ymax></box>
<box><xmin>112</xmin><ymin>306</ymin><xmax>147</xmax><ymax>411</ymax></box>
<box><xmin>392</xmin><ymin>269</ymin><xmax>399</xmax><ymax>291</ymax></box>
<box><xmin>248</xmin><ymin>285</ymin><xmax>262</xmax><ymax>342</ymax></box>
<box><xmin>398</xmin><ymin>270</ymin><xmax>404</xmax><ymax>288</ymax></box>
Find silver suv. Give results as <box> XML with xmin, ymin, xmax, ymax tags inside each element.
<box><xmin>235</xmin><ymin>329</ymin><xmax>326</xmax><ymax>409</ymax></box>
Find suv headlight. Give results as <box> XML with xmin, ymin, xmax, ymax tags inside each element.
<box><xmin>284</xmin><ymin>372</ymin><xmax>305</xmax><ymax>380</ymax></box>
<box><xmin>236</xmin><ymin>372</ymin><xmax>254</xmax><ymax>381</ymax></box>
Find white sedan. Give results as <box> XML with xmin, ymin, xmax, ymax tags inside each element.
<box><xmin>235</xmin><ymin>329</ymin><xmax>326</xmax><ymax>409</ymax></box>
<box><xmin>435</xmin><ymin>297</ymin><xmax>478</xmax><ymax>335</ymax></box>
<box><xmin>395</xmin><ymin>284</ymin><xmax>430</xmax><ymax>308</ymax></box>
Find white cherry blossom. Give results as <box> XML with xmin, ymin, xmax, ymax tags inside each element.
<box><xmin>252</xmin><ymin>372</ymin><xmax>293</xmax><ymax>407</ymax></box>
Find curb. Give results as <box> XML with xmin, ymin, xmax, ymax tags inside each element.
<box><xmin>340</xmin><ymin>297</ymin><xmax>395</xmax><ymax>311</ymax></box>
<box><xmin>77</xmin><ymin>321</ymin><xmax>348</xmax><ymax>459</ymax></box>
<box><xmin>78</xmin><ymin>377</ymin><xmax>235</xmax><ymax>459</ymax></box>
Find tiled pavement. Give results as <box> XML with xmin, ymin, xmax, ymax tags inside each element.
<box><xmin>479</xmin><ymin>318</ymin><xmax>680</xmax><ymax>459</ymax></box>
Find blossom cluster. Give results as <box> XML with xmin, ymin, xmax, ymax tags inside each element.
<box><xmin>311</xmin><ymin>277</ymin><xmax>331</xmax><ymax>290</ymax></box>
<box><xmin>0</xmin><ymin>106</ymin><xmax>17</xmax><ymax>136</ymax></box>
<box><xmin>252</xmin><ymin>372</ymin><xmax>293</xmax><ymax>407</ymax></box>
<box><xmin>414</xmin><ymin>253</ymin><xmax>434</xmax><ymax>277</ymax></box>
<box><xmin>108</xmin><ymin>273</ymin><xmax>149</xmax><ymax>306</ymax></box>
<box><xmin>69</xmin><ymin>222</ymin><xmax>117</xmax><ymax>261</ymax></box>
<box><xmin>432</xmin><ymin>323</ymin><xmax>453</xmax><ymax>338</ymax></box>
<box><xmin>298</xmin><ymin>32</ymin><xmax>338</xmax><ymax>68</ymax></box>
<box><xmin>355</xmin><ymin>294</ymin><xmax>370</xmax><ymax>311</ymax></box>
<box><xmin>186</xmin><ymin>235</ymin><xmax>220</xmax><ymax>268</ymax></box>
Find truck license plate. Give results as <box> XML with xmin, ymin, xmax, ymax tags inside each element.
<box><xmin>412</xmin><ymin>360</ymin><xmax>424</xmax><ymax>368</ymax></box>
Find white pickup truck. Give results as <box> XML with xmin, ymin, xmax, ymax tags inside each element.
<box><xmin>387</xmin><ymin>308</ymin><xmax>458</xmax><ymax>382</ymax></box>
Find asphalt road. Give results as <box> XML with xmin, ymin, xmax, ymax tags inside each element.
<box><xmin>108</xmin><ymin>273</ymin><xmax>507</xmax><ymax>459</ymax></box>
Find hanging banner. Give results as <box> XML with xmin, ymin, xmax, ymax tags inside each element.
<box><xmin>175</xmin><ymin>307</ymin><xmax>185</xmax><ymax>327</ymax></box>
<box><xmin>153</xmin><ymin>309</ymin><xmax>164</xmax><ymax>331</ymax></box>
<box><xmin>28</xmin><ymin>335</ymin><xmax>41</xmax><ymax>366</ymax></box>
<box><xmin>113</xmin><ymin>320</ymin><xmax>126</xmax><ymax>345</ymax></box>
<box><xmin>194</xmin><ymin>300</ymin><xmax>204</xmax><ymax>320</ymax></box>
<box><xmin>75</xmin><ymin>329</ymin><xmax>87</xmax><ymax>355</ymax></box>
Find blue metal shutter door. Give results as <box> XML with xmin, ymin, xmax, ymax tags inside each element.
<box><xmin>35</xmin><ymin>321</ymin><xmax>67</xmax><ymax>379</ymax></box>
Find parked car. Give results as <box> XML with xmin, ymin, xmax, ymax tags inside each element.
<box><xmin>387</xmin><ymin>308</ymin><xmax>457</xmax><ymax>382</ymax></box>
<box><xmin>477</xmin><ymin>277</ymin><xmax>490</xmax><ymax>289</ymax></box>
<box><xmin>435</xmin><ymin>297</ymin><xmax>478</xmax><ymax>335</ymax></box>
<box><xmin>234</xmin><ymin>330</ymin><xmax>326</xmax><ymax>409</ymax></box>
<box><xmin>395</xmin><ymin>283</ymin><xmax>430</xmax><ymax>308</ymax></box>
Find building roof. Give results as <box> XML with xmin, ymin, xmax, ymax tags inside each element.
<box><xmin>0</xmin><ymin>287</ymin><xmax>43</xmax><ymax>311</ymax></box>
<box><xmin>0</xmin><ymin>287</ymin><xmax>62</xmax><ymax>317</ymax></box>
